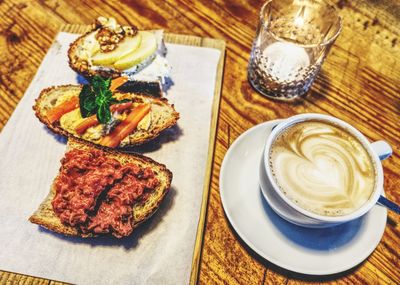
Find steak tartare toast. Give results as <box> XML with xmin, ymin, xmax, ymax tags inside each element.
<box><xmin>29</xmin><ymin>138</ymin><xmax>172</xmax><ymax>238</ymax></box>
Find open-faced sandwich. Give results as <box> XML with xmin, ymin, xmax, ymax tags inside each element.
<box><xmin>29</xmin><ymin>138</ymin><xmax>172</xmax><ymax>238</ymax></box>
<box><xmin>33</xmin><ymin>76</ymin><xmax>179</xmax><ymax>148</ymax></box>
<box><xmin>68</xmin><ymin>16</ymin><xmax>170</xmax><ymax>95</ymax></box>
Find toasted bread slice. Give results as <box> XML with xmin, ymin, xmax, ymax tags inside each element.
<box><xmin>33</xmin><ymin>85</ymin><xmax>179</xmax><ymax>148</ymax></box>
<box><xmin>29</xmin><ymin>138</ymin><xmax>173</xmax><ymax>237</ymax></box>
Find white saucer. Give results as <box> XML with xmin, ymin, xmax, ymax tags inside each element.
<box><xmin>219</xmin><ymin>120</ymin><xmax>387</xmax><ymax>275</ymax></box>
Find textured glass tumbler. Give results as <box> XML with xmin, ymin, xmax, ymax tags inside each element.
<box><xmin>248</xmin><ymin>0</ymin><xmax>342</xmax><ymax>100</ymax></box>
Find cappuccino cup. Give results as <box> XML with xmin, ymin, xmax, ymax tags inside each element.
<box><xmin>259</xmin><ymin>113</ymin><xmax>392</xmax><ymax>228</ymax></box>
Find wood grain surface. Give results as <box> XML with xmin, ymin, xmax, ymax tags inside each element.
<box><xmin>0</xmin><ymin>0</ymin><xmax>399</xmax><ymax>284</ymax></box>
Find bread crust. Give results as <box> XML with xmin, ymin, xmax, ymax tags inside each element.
<box><xmin>29</xmin><ymin>138</ymin><xmax>173</xmax><ymax>238</ymax></box>
<box><xmin>33</xmin><ymin>84</ymin><xmax>179</xmax><ymax>149</ymax></box>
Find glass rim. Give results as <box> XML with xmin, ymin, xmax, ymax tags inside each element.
<box><xmin>259</xmin><ymin>0</ymin><xmax>343</xmax><ymax>48</ymax></box>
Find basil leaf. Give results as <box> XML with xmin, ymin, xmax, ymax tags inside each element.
<box><xmin>91</xmin><ymin>75</ymin><xmax>104</xmax><ymax>88</ymax></box>
<box><xmin>79</xmin><ymin>84</ymin><xmax>90</xmax><ymax>115</ymax></box>
<box><xmin>79</xmin><ymin>76</ymin><xmax>129</xmax><ymax>124</ymax></box>
<box><xmin>97</xmin><ymin>102</ymin><xmax>111</xmax><ymax>124</ymax></box>
<box><xmin>95</xmin><ymin>93</ymin><xmax>106</xmax><ymax>106</ymax></box>
<box><xmin>104</xmin><ymin>77</ymin><xmax>112</xmax><ymax>89</ymax></box>
<box><xmin>79</xmin><ymin>84</ymin><xmax>96</xmax><ymax>118</ymax></box>
<box><xmin>92</xmin><ymin>76</ymin><xmax>106</xmax><ymax>97</ymax></box>
<box><xmin>104</xmin><ymin>89</ymin><xmax>113</xmax><ymax>99</ymax></box>
<box><xmin>83</xmin><ymin>96</ymin><xmax>97</xmax><ymax>112</ymax></box>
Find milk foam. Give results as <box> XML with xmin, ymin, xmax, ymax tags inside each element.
<box><xmin>269</xmin><ymin>121</ymin><xmax>376</xmax><ymax>216</ymax></box>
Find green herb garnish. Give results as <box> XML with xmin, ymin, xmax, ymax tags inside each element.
<box><xmin>79</xmin><ymin>76</ymin><xmax>129</xmax><ymax>124</ymax></box>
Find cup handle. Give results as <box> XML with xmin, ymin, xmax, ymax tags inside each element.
<box><xmin>370</xmin><ymin>140</ymin><xmax>392</xmax><ymax>161</ymax></box>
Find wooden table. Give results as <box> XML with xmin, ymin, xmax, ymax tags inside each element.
<box><xmin>0</xmin><ymin>0</ymin><xmax>399</xmax><ymax>284</ymax></box>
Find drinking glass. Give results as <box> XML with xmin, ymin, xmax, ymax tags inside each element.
<box><xmin>248</xmin><ymin>0</ymin><xmax>342</xmax><ymax>100</ymax></box>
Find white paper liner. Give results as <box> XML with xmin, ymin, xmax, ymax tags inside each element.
<box><xmin>0</xmin><ymin>32</ymin><xmax>221</xmax><ymax>285</ymax></box>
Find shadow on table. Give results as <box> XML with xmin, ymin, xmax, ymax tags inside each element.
<box><xmin>306</xmin><ymin>70</ymin><xmax>333</xmax><ymax>102</ymax></box>
<box><xmin>39</xmin><ymin>186</ymin><xmax>176</xmax><ymax>249</ymax></box>
<box><xmin>223</xmin><ymin>190</ymin><xmax>364</xmax><ymax>281</ymax></box>
<box><xmin>43</xmin><ymin>126</ymin><xmax>68</xmax><ymax>145</ymax></box>
<box><xmin>123</xmin><ymin>124</ymin><xmax>183</xmax><ymax>154</ymax></box>
<box><xmin>260</xmin><ymin>190</ymin><xmax>362</xmax><ymax>250</ymax></box>
<box><xmin>77</xmin><ymin>75</ymin><xmax>88</xmax><ymax>85</ymax></box>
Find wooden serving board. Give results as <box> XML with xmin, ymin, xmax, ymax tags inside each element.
<box><xmin>0</xmin><ymin>25</ymin><xmax>225</xmax><ymax>285</ymax></box>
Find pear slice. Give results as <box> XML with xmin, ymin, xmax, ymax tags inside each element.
<box><xmin>92</xmin><ymin>33</ymin><xmax>142</xmax><ymax>66</ymax></box>
<box><xmin>91</xmin><ymin>43</ymin><xmax>100</xmax><ymax>55</ymax></box>
<box><xmin>113</xmin><ymin>31</ymin><xmax>157</xmax><ymax>70</ymax></box>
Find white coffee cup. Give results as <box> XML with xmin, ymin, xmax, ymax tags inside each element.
<box><xmin>259</xmin><ymin>113</ymin><xmax>392</xmax><ymax>228</ymax></box>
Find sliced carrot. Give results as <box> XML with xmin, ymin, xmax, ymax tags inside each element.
<box><xmin>47</xmin><ymin>76</ymin><xmax>127</xmax><ymax>125</ymax></box>
<box><xmin>75</xmin><ymin>102</ymin><xmax>133</xmax><ymax>135</ymax></box>
<box><xmin>99</xmin><ymin>104</ymin><xmax>151</xmax><ymax>148</ymax></box>
<box><xmin>110</xmin><ymin>76</ymin><xmax>129</xmax><ymax>91</ymax></box>
<box><xmin>75</xmin><ymin>116</ymin><xmax>98</xmax><ymax>135</ymax></box>
<box><xmin>110</xmin><ymin>101</ymin><xmax>133</xmax><ymax>113</ymax></box>
<box><xmin>47</xmin><ymin>96</ymin><xmax>79</xmax><ymax>123</ymax></box>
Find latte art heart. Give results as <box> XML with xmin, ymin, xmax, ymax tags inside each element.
<box><xmin>269</xmin><ymin>121</ymin><xmax>376</xmax><ymax>216</ymax></box>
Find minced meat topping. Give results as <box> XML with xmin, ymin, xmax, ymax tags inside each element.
<box><xmin>52</xmin><ymin>149</ymin><xmax>158</xmax><ymax>238</ymax></box>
